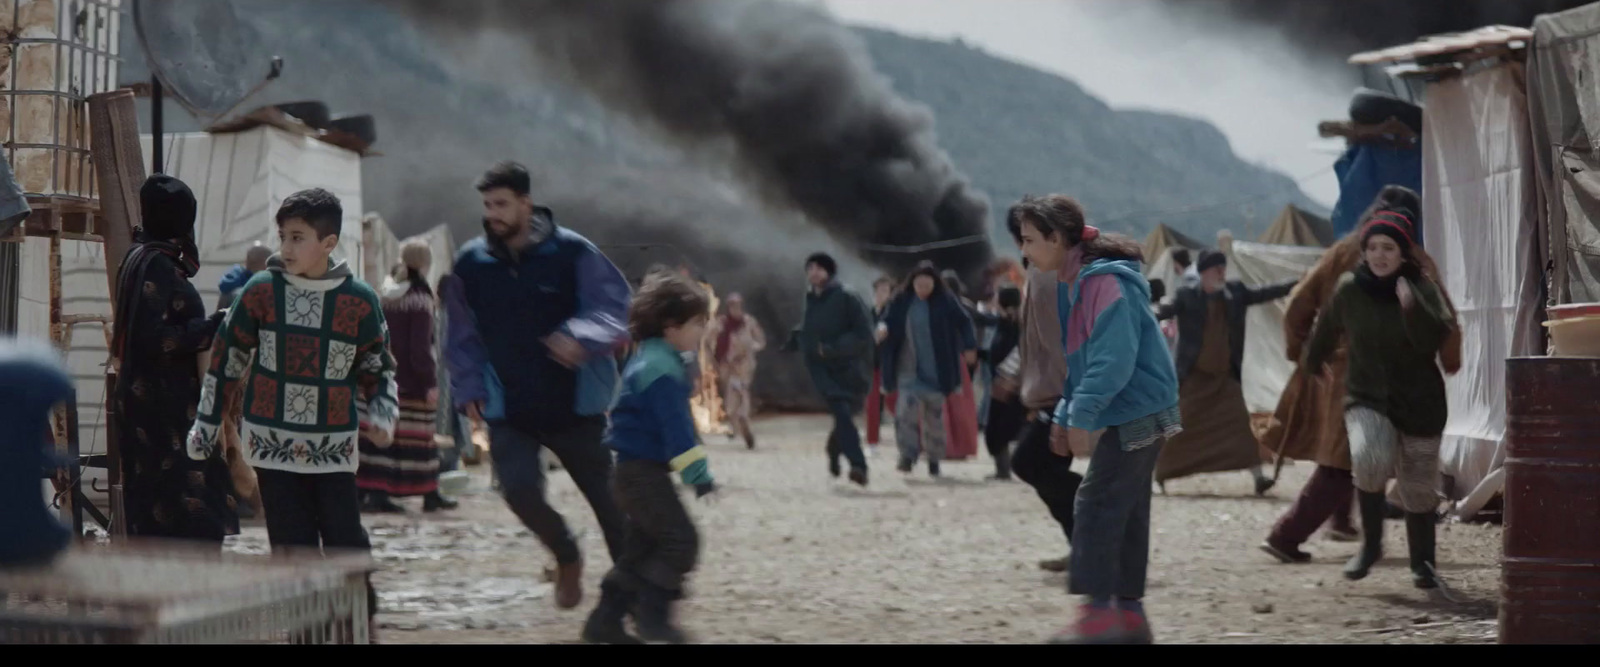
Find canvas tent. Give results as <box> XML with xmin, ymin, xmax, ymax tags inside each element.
<box><xmin>1527</xmin><ymin>3</ymin><xmax>1600</xmax><ymax>306</ymax></box>
<box><xmin>1143</xmin><ymin>223</ymin><xmax>1207</xmax><ymax>300</ymax></box>
<box><xmin>1349</xmin><ymin>26</ymin><xmax>1544</xmax><ymax>519</ymax></box>
<box><xmin>1143</xmin><ymin>223</ymin><xmax>1204</xmax><ymax>267</ymax></box>
<box><xmin>1258</xmin><ymin>205</ymin><xmax>1337</xmax><ymax>248</ymax></box>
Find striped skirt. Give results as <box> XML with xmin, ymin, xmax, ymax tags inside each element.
<box><xmin>357</xmin><ymin>397</ymin><xmax>440</xmax><ymax>497</ymax></box>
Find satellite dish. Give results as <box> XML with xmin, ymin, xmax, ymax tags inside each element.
<box><xmin>132</xmin><ymin>0</ymin><xmax>281</xmax><ymax>122</ymax></box>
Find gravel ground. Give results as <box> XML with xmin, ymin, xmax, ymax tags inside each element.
<box><xmin>227</xmin><ymin>414</ymin><xmax>1503</xmax><ymax>644</ymax></box>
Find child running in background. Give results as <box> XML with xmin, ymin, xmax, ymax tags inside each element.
<box><xmin>584</xmin><ymin>272</ymin><xmax>716</xmax><ymax>645</ymax></box>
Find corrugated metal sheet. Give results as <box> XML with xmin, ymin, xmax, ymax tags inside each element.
<box><xmin>1349</xmin><ymin>25</ymin><xmax>1534</xmax><ymax>66</ymax></box>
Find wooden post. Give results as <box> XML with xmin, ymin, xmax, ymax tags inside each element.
<box><xmin>88</xmin><ymin>89</ymin><xmax>146</xmax><ymax>297</ymax></box>
<box><xmin>88</xmin><ymin>88</ymin><xmax>146</xmax><ymax>541</ymax></box>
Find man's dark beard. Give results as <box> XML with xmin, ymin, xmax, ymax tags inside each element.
<box><xmin>483</xmin><ymin>216</ymin><xmax>523</xmax><ymax>241</ymax></box>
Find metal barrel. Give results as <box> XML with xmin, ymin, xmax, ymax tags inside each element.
<box><xmin>1501</xmin><ymin>357</ymin><xmax>1600</xmax><ymax>644</ymax></box>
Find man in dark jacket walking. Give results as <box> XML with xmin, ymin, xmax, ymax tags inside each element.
<box><xmin>1155</xmin><ymin>249</ymin><xmax>1297</xmax><ymax>495</ymax></box>
<box><xmin>783</xmin><ymin>253</ymin><xmax>873</xmax><ymax>486</ymax></box>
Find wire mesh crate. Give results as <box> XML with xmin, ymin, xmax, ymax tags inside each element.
<box><xmin>0</xmin><ymin>0</ymin><xmax>124</xmax><ymax>202</ymax></box>
<box><xmin>0</xmin><ymin>541</ymin><xmax>374</xmax><ymax>644</ymax></box>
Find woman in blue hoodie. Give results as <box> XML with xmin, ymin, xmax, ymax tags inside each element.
<box><xmin>1010</xmin><ymin>194</ymin><xmax>1181</xmax><ymax>645</ymax></box>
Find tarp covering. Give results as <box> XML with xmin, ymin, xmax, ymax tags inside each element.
<box><xmin>1258</xmin><ymin>205</ymin><xmax>1336</xmax><ymax>248</ymax></box>
<box><xmin>1527</xmin><ymin>2</ymin><xmax>1600</xmax><ymax>306</ymax></box>
<box><xmin>1421</xmin><ymin>61</ymin><xmax>1543</xmax><ymax>509</ymax></box>
<box><xmin>1330</xmin><ymin>143</ymin><xmax>1424</xmax><ymax>241</ymax></box>
<box><xmin>1228</xmin><ymin>241</ymin><xmax>1326</xmax><ymax>413</ymax></box>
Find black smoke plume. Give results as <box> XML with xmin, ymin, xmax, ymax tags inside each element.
<box><xmin>392</xmin><ymin>0</ymin><xmax>994</xmax><ymax>280</ymax></box>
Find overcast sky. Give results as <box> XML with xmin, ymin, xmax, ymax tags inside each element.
<box><xmin>820</xmin><ymin>0</ymin><xmax>1358</xmax><ymax>207</ymax></box>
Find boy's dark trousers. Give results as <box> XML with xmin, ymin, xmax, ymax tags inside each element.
<box><xmin>256</xmin><ymin>468</ymin><xmax>379</xmax><ymax>640</ymax></box>
<box><xmin>608</xmin><ymin>459</ymin><xmax>700</xmax><ymax>594</ymax></box>
<box><xmin>1010</xmin><ymin>414</ymin><xmax>1084</xmax><ymax>547</ymax></box>
<box><xmin>984</xmin><ymin>396</ymin><xmax>1027</xmax><ymax>478</ymax></box>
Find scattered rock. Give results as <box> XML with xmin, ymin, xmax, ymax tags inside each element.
<box><xmin>1412</xmin><ymin>614</ymin><xmax>1432</xmax><ymax>624</ymax></box>
<box><xmin>1252</xmin><ymin>603</ymin><xmax>1275</xmax><ymax>614</ymax></box>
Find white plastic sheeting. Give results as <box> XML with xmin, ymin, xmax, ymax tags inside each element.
<box><xmin>1420</xmin><ymin>62</ymin><xmax>1543</xmax><ymax>512</ymax></box>
<box><xmin>1229</xmin><ymin>241</ymin><xmax>1325</xmax><ymax>414</ymax></box>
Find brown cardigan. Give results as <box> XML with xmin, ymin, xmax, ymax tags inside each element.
<box><xmin>1264</xmin><ymin>236</ymin><xmax>1461</xmax><ymax>469</ymax></box>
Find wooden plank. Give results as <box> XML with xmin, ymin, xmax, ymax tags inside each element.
<box><xmin>88</xmin><ymin>89</ymin><xmax>142</xmax><ymax>298</ymax></box>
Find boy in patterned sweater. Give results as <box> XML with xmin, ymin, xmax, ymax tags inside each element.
<box><xmin>583</xmin><ymin>273</ymin><xmax>715</xmax><ymax>645</ymax></box>
<box><xmin>188</xmin><ymin>188</ymin><xmax>397</xmax><ymax>638</ymax></box>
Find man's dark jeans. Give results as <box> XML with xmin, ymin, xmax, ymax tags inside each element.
<box><xmin>826</xmin><ymin>399</ymin><xmax>869</xmax><ymax>473</ymax></box>
<box><xmin>490</xmin><ymin>417</ymin><xmax>626</xmax><ymax>565</ymax></box>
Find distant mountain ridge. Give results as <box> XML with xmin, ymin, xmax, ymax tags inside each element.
<box><xmin>853</xmin><ymin>27</ymin><xmax>1321</xmax><ymax>248</ymax></box>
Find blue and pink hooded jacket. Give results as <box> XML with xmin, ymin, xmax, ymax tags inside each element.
<box><xmin>1053</xmin><ymin>248</ymin><xmax>1181</xmax><ymax>432</ymax></box>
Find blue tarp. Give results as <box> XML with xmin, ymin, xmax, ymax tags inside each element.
<box><xmin>1329</xmin><ymin>143</ymin><xmax>1423</xmax><ymax>245</ymax></box>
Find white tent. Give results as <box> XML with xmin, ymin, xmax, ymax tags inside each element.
<box><xmin>1421</xmin><ymin>61</ymin><xmax>1542</xmax><ymax>517</ymax></box>
<box><xmin>1228</xmin><ymin>241</ymin><xmax>1327</xmax><ymax>414</ymax></box>
<box><xmin>21</xmin><ymin>125</ymin><xmax>366</xmax><ymax>505</ymax></box>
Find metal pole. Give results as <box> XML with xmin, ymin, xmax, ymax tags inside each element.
<box><xmin>151</xmin><ymin>76</ymin><xmax>163</xmax><ymax>174</ymax></box>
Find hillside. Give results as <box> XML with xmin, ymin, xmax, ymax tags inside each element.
<box><xmin>855</xmin><ymin>28</ymin><xmax>1320</xmax><ymax>245</ymax></box>
<box><xmin>118</xmin><ymin>0</ymin><xmax>1317</xmax><ymax>409</ymax></box>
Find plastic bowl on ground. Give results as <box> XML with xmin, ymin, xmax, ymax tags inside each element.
<box><xmin>438</xmin><ymin>470</ymin><xmax>471</xmax><ymax>497</ymax></box>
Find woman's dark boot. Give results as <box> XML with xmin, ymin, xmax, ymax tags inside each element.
<box><xmin>991</xmin><ymin>450</ymin><xmax>1013</xmax><ymax>481</ymax></box>
<box><xmin>634</xmin><ymin>584</ymin><xmax>688</xmax><ymax>644</ymax></box>
<box><xmin>423</xmin><ymin>490</ymin><xmax>459</xmax><ymax>513</ymax></box>
<box><xmin>581</xmin><ymin>578</ymin><xmax>643</xmax><ymax>644</ymax></box>
<box><xmin>1406</xmin><ymin>512</ymin><xmax>1438</xmax><ymax>589</ymax></box>
<box><xmin>361</xmin><ymin>491</ymin><xmax>407</xmax><ymax>514</ymax></box>
<box><xmin>1344</xmin><ymin>491</ymin><xmax>1386</xmax><ymax>580</ymax></box>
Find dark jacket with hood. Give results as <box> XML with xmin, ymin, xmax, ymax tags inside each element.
<box><xmin>878</xmin><ymin>289</ymin><xmax>977</xmax><ymax>396</ymax></box>
<box><xmin>1157</xmin><ymin>278</ymin><xmax>1297</xmax><ymax>383</ymax></box>
<box><xmin>782</xmin><ymin>281</ymin><xmax>874</xmax><ymax>407</ymax></box>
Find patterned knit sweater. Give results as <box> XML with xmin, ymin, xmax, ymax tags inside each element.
<box><xmin>187</xmin><ymin>258</ymin><xmax>399</xmax><ymax>474</ymax></box>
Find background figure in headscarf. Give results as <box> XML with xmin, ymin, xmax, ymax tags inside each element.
<box><xmin>110</xmin><ymin>174</ymin><xmax>238</xmax><ymax>542</ymax></box>
<box><xmin>706</xmin><ymin>292</ymin><xmax>766</xmax><ymax>449</ymax></box>
<box><xmin>359</xmin><ymin>241</ymin><xmax>454</xmax><ymax>513</ymax></box>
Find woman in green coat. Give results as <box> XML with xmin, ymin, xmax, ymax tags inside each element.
<box><xmin>1303</xmin><ymin>208</ymin><xmax>1457</xmax><ymax>589</ymax></box>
